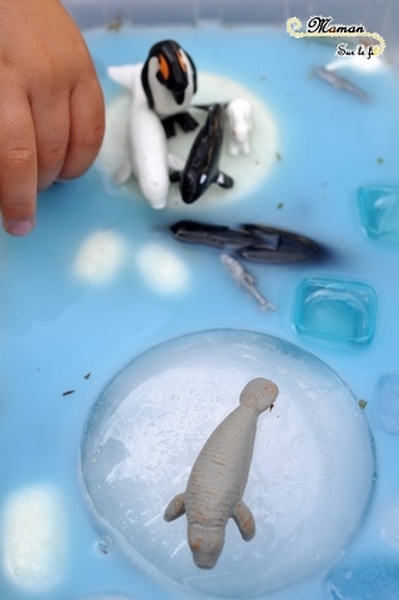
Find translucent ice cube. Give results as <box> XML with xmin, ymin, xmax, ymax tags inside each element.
<box><xmin>371</xmin><ymin>371</ymin><xmax>399</xmax><ymax>435</ymax></box>
<box><xmin>81</xmin><ymin>330</ymin><xmax>375</xmax><ymax>598</ymax></box>
<box><xmin>323</xmin><ymin>556</ymin><xmax>399</xmax><ymax>600</ymax></box>
<box><xmin>294</xmin><ymin>277</ymin><xmax>378</xmax><ymax>346</ymax></box>
<box><xmin>377</xmin><ymin>495</ymin><xmax>399</xmax><ymax>548</ymax></box>
<box><xmin>358</xmin><ymin>185</ymin><xmax>399</xmax><ymax>241</ymax></box>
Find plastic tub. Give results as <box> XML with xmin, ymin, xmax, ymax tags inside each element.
<box><xmin>1</xmin><ymin>2</ymin><xmax>398</xmax><ymax>599</ymax></box>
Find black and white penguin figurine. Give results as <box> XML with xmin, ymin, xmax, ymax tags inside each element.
<box><xmin>141</xmin><ymin>40</ymin><xmax>198</xmax><ymax>137</ymax></box>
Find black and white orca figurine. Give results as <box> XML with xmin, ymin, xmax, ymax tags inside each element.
<box><xmin>141</xmin><ymin>40</ymin><xmax>198</xmax><ymax>137</ymax></box>
<box><xmin>170</xmin><ymin>104</ymin><xmax>234</xmax><ymax>204</ymax></box>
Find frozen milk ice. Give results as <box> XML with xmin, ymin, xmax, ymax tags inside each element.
<box><xmin>2</xmin><ymin>485</ymin><xmax>67</xmax><ymax>591</ymax></box>
<box><xmin>136</xmin><ymin>242</ymin><xmax>190</xmax><ymax>293</ymax></box>
<box><xmin>81</xmin><ymin>331</ymin><xmax>375</xmax><ymax>597</ymax></box>
<box><xmin>74</xmin><ymin>230</ymin><xmax>126</xmax><ymax>283</ymax></box>
<box><xmin>295</xmin><ymin>277</ymin><xmax>378</xmax><ymax>346</ymax></box>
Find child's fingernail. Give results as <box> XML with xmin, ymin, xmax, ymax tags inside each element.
<box><xmin>3</xmin><ymin>217</ymin><xmax>35</xmax><ymax>236</ymax></box>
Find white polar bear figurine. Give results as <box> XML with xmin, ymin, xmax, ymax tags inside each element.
<box><xmin>226</xmin><ymin>98</ymin><xmax>253</xmax><ymax>157</ymax></box>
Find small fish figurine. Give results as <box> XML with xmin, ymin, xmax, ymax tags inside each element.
<box><xmin>220</xmin><ymin>253</ymin><xmax>277</xmax><ymax>311</ymax></box>
<box><xmin>312</xmin><ymin>66</ymin><xmax>369</xmax><ymax>101</ymax></box>
<box><xmin>170</xmin><ymin>104</ymin><xmax>234</xmax><ymax>203</ymax></box>
<box><xmin>164</xmin><ymin>377</ymin><xmax>279</xmax><ymax>569</ymax></box>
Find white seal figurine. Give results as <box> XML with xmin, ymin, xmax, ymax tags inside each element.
<box><xmin>226</xmin><ymin>97</ymin><xmax>253</xmax><ymax>156</ymax></box>
<box><xmin>164</xmin><ymin>377</ymin><xmax>279</xmax><ymax>568</ymax></box>
<box><xmin>107</xmin><ymin>59</ymin><xmax>183</xmax><ymax>210</ymax></box>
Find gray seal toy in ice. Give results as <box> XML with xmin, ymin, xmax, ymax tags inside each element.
<box><xmin>164</xmin><ymin>377</ymin><xmax>279</xmax><ymax>568</ymax></box>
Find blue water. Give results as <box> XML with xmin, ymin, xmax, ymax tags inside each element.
<box><xmin>1</xmin><ymin>24</ymin><xmax>399</xmax><ymax>600</ymax></box>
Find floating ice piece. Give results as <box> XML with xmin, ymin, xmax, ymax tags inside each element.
<box><xmin>100</xmin><ymin>72</ymin><xmax>279</xmax><ymax>207</ymax></box>
<box><xmin>226</xmin><ymin>98</ymin><xmax>252</xmax><ymax>156</ymax></box>
<box><xmin>81</xmin><ymin>330</ymin><xmax>375</xmax><ymax>597</ymax></box>
<box><xmin>74</xmin><ymin>230</ymin><xmax>126</xmax><ymax>283</ymax></box>
<box><xmin>2</xmin><ymin>485</ymin><xmax>67</xmax><ymax>591</ymax></box>
<box><xmin>358</xmin><ymin>185</ymin><xmax>399</xmax><ymax>241</ymax></box>
<box><xmin>294</xmin><ymin>277</ymin><xmax>378</xmax><ymax>346</ymax></box>
<box><xmin>136</xmin><ymin>242</ymin><xmax>190</xmax><ymax>293</ymax></box>
<box><xmin>371</xmin><ymin>371</ymin><xmax>399</xmax><ymax>435</ymax></box>
<box><xmin>324</xmin><ymin>556</ymin><xmax>399</xmax><ymax>600</ymax></box>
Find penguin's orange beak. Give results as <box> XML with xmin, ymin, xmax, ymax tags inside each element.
<box><xmin>156</xmin><ymin>48</ymin><xmax>188</xmax><ymax>105</ymax></box>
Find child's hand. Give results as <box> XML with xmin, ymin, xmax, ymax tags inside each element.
<box><xmin>0</xmin><ymin>0</ymin><xmax>105</xmax><ymax>235</ymax></box>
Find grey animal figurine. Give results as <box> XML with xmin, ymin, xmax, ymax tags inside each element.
<box><xmin>164</xmin><ymin>377</ymin><xmax>279</xmax><ymax>568</ymax></box>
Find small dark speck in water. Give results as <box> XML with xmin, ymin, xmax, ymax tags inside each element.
<box><xmin>84</xmin><ymin>372</ymin><xmax>91</xmax><ymax>380</ymax></box>
<box><xmin>377</xmin><ymin>157</ymin><xmax>385</xmax><ymax>164</ymax></box>
<box><xmin>358</xmin><ymin>399</ymin><xmax>368</xmax><ymax>410</ymax></box>
<box><xmin>62</xmin><ymin>390</ymin><xmax>75</xmax><ymax>397</ymax></box>
<box><xmin>107</xmin><ymin>13</ymin><xmax>123</xmax><ymax>31</ymax></box>
<box><xmin>275</xmin><ymin>152</ymin><xmax>282</xmax><ymax>161</ymax></box>
<box><xmin>276</xmin><ymin>202</ymin><xmax>284</xmax><ymax>209</ymax></box>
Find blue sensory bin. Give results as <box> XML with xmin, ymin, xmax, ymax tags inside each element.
<box><xmin>1</xmin><ymin>2</ymin><xmax>399</xmax><ymax>600</ymax></box>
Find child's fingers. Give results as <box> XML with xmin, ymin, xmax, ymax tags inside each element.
<box><xmin>0</xmin><ymin>83</ymin><xmax>37</xmax><ymax>235</ymax></box>
<box><xmin>31</xmin><ymin>91</ymin><xmax>71</xmax><ymax>191</ymax></box>
<box><xmin>58</xmin><ymin>71</ymin><xmax>105</xmax><ymax>181</ymax></box>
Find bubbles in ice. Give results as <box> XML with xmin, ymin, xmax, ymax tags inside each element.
<box><xmin>97</xmin><ymin>535</ymin><xmax>113</xmax><ymax>555</ymax></box>
<box><xmin>81</xmin><ymin>330</ymin><xmax>375</xmax><ymax>597</ymax></box>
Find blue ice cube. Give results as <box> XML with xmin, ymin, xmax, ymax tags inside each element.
<box><xmin>358</xmin><ymin>186</ymin><xmax>399</xmax><ymax>241</ymax></box>
<box><xmin>323</xmin><ymin>556</ymin><xmax>399</xmax><ymax>600</ymax></box>
<box><xmin>372</xmin><ymin>371</ymin><xmax>399</xmax><ymax>435</ymax></box>
<box><xmin>294</xmin><ymin>277</ymin><xmax>378</xmax><ymax>346</ymax></box>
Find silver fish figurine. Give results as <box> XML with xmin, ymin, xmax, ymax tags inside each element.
<box><xmin>220</xmin><ymin>253</ymin><xmax>277</xmax><ymax>311</ymax></box>
<box><xmin>312</xmin><ymin>66</ymin><xmax>369</xmax><ymax>101</ymax></box>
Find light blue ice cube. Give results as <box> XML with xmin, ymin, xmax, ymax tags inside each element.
<box><xmin>358</xmin><ymin>186</ymin><xmax>399</xmax><ymax>241</ymax></box>
<box><xmin>294</xmin><ymin>277</ymin><xmax>378</xmax><ymax>345</ymax></box>
<box><xmin>372</xmin><ymin>371</ymin><xmax>399</xmax><ymax>435</ymax></box>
